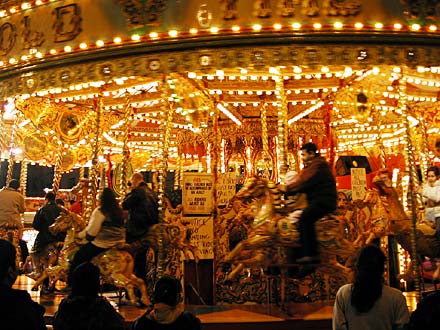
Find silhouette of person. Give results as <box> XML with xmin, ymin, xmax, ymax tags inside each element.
<box><xmin>409</xmin><ymin>290</ymin><xmax>440</xmax><ymax>330</ymax></box>
<box><xmin>0</xmin><ymin>239</ymin><xmax>47</xmax><ymax>330</ymax></box>
<box><xmin>132</xmin><ymin>275</ymin><xmax>201</xmax><ymax>330</ymax></box>
<box><xmin>54</xmin><ymin>262</ymin><xmax>125</xmax><ymax>330</ymax></box>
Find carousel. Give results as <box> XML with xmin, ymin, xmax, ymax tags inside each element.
<box><xmin>1</xmin><ymin>0</ymin><xmax>440</xmax><ymax>327</ymax></box>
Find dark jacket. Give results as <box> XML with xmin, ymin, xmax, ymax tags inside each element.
<box><xmin>287</xmin><ymin>155</ymin><xmax>337</xmax><ymax>211</ymax></box>
<box><xmin>32</xmin><ymin>201</ymin><xmax>64</xmax><ymax>254</ymax></box>
<box><xmin>0</xmin><ymin>284</ymin><xmax>47</xmax><ymax>330</ymax></box>
<box><xmin>132</xmin><ymin>309</ymin><xmax>201</xmax><ymax>330</ymax></box>
<box><xmin>122</xmin><ymin>182</ymin><xmax>159</xmax><ymax>243</ymax></box>
<box><xmin>53</xmin><ymin>296</ymin><xmax>125</xmax><ymax>330</ymax></box>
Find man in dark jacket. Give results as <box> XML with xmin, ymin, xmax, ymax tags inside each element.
<box><xmin>122</xmin><ymin>172</ymin><xmax>159</xmax><ymax>283</ymax></box>
<box><xmin>281</xmin><ymin>142</ymin><xmax>337</xmax><ymax>264</ymax></box>
<box><xmin>0</xmin><ymin>239</ymin><xmax>47</xmax><ymax>330</ymax></box>
<box><xmin>31</xmin><ymin>191</ymin><xmax>64</xmax><ymax>287</ymax></box>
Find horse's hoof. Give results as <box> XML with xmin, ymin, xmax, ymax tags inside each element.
<box><xmin>135</xmin><ymin>300</ymin><xmax>149</xmax><ymax>308</ymax></box>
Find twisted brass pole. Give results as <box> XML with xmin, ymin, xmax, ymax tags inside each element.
<box><xmin>398</xmin><ymin>74</ymin><xmax>422</xmax><ymax>301</ymax></box>
<box><xmin>20</xmin><ymin>160</ymin><xmax>28</xmax><ymax>197</ymax></box>
<box><xmin>85</xmin><ymin>96</ymin><xmax>103</xmax><ymax>220</ymax></box>
<box><xmin>157</xmin><ymin>76</ymin><xmax>174</xmax><ymax>278</ymax></box>
<box><xmin>418</xmin><ymin>117</ymin><xmax>430</xmax><ymax>179</ymax></box>
<box><xmin>275</xmin><ymin>75</ymin><xmax>288</xmax><ymax>169</ymax></box>
<box><xmin>119</xmin><ymin>97</ymin><xmax>132</xmax><ymax>196</ymax></box>
<box><xmin>260</xmin><ymin>103</ymin><xmax>271</xmax><ymax>178</ymax></box>
<box><xmin>6</xmin><ymin>115</ymin><xmax>20</xmax><ymax>185</ymax></box>
<box><xmin>52</xmin><ymin>151</ymin><xmax>63</xmax><ymax>194</ymax></box>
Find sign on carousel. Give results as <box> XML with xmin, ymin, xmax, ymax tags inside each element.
<box><xmin>183</xmin><ymin>216</ymin><xmax>213</xmax><ymax>260</ymax></box>
<box><xmin>182</xmin><ymin>173</ymin><xmax>213</xmax><ymax>215</ymax></box>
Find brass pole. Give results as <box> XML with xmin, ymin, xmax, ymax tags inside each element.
<box><xmin>52</xmin><ymin>151</ymin><xmax>63</xmax><ymax>194</ymax></box>
<box><xmin>260</xmin><ymin>103</ymin><xmax>271</xmax><ymax>178</ymax></box>
<box><xmin>398</xmin><ymin>73</ymin><xmax>422</xmax><ymax>301</ymax></box>
<box><xmin>85</xmin><ymin>96</ymin><xmax>103</xmax><ymax>220</ymax></box>
<box><xmin>157</xmin><ymin>76</ymin><xmax>175</xmax><ymax>278</ymax></box>
<box><xmin>119</xmin><ymin>97</ymin><xmax>132</xmax><ymax>196</ymax></box>
<box><xmin>19</xmin><ymin>160</ymin><xmax>28</xmax><ymax>197</ymax></box>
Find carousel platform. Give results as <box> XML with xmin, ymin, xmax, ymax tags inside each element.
<box><xmin>15</xmin><ymin>275</ymin><xmax>419</xmax><ymax>330</ymax></box>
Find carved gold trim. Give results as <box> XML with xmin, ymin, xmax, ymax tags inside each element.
<box><xmin>1</xmin><ymin>44</ymin><xmax>439</xmax><ymax>99</ymax></box>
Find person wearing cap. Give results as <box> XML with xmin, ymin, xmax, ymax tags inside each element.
<box><xmin>0</xmin><ymin>179</ymin><xmax>26</xmax><ymax>265</ymax></box>
<box><xmin>132</xmin><ymin>275</ymin><xmax>201</xmax><ymax>330</ymax></box>
<box><xmin>279</xmin><ymin>142</ymin><xmax>337</xmax><ymax>264</ymax></box>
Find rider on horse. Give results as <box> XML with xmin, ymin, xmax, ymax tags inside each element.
<box><xmin>280</xmin><ymin>142</ymin><xmax>337</xmax><ymax>264</ymax></box>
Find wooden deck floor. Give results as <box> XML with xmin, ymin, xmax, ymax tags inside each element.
<box><xmin>14</xmin><ymin>275</ymin><xmax>420</xmax><ymax>330</ymax></box>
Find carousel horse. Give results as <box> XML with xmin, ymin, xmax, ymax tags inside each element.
<box><xmin>223</xmin><ymin>177</ymin><xmax>355</xmax><ymax>282</ymax></box>
<box><xmin>27</xmin><ymin>242</ymin><xmax>62</xmax><ymax>281</ymax></box>
<box><xmin>352</xmin><ymin>181</ymin><xmax>440</xmax><ymax>261</ymax></box>
<box><xmin>32</xmin><ymin>208</ymin><xmax>150</xmax><ymax>306</ymax></box>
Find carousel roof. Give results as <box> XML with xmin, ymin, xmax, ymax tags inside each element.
<box><xmin>1</xmin><ymin>0</ymin><xmax>440</xmax><ymax>171</ymax></box>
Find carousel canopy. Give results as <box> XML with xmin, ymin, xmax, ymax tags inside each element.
<box><xmin>0</xmin><ymin>0</ymin><xmax>439</xmax><ymax>172</ymax></box>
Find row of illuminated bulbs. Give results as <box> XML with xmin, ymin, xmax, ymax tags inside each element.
<box><xmin>18</xmin><ymin>65</ymin><xmax>440</xmax><ymax>100</ymax></box>
<box><xmin>1</xmin><ymin>18</ymin><xmax>440</xmax><ymax>68</ymax></box>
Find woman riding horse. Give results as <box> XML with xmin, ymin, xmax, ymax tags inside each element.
<box><xmin>67</xmin><ymin>188</ymin><xmax>125</xmax><ymax>287</ymax></box>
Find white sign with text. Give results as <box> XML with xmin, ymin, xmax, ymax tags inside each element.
<box><xmin>351</xmin><ymin>167</ymin><xmax>367</xmax><ymax>200</ymax></box>
<box><xmin>184</xmin><ymin>216</ymin><xmax>214</xmax><ymax>259</ymax></box>
<box><xmin>217</xmin><ymin>172</ymin><xmax>236</xmax><ymax>206</ymax></box>
<box><xmin>182</xmin><ymin>173</ymin><xmax>214</xmax><ymax>214</ymax></box>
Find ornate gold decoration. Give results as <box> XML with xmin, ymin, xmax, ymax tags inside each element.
<box><xmin>59</xmin><ymin>149</ymin><xmax>77</xmax><ymax>172</ymax></box>
<box><xmin>115</xmin><ymin>0</ymin><xmax>167</xmax><ymax>28</ymax></box>
<box><xmin>57</xmin><ymin>111</ymin><xmax>84</xmax><ymax>143</ymax></box>
<box><xmin>326</xmin><ymin>0</ymin><xmax>361</xmax><ymax>16</ymax></box>
<box><xmin>1</xmin><ymin>45</ymin><xmax>439</xmax><ymax>99</ymax></box>
<box><xmin>254</xmin><ymin>0</ymin><xmax>272</xmax><ymax>18</ymax></box>
<box><xmin>76</xmin><ymin>145</ymin><xmax>92</xmax><ymax>165</ymax></box>
<box><xmin>221</xmin><ymin>0</ymin><xmax>238</xmax><ymax>20</ymax></box>
<box><xmin>402</xmin><ymin>0</ymin><xmax>439</xmax><ymax>20</ymax></box>
<box><xmin>22</xmin><ymin>133</ymin><xmax>49</xmax><ymax>161</ymax></box>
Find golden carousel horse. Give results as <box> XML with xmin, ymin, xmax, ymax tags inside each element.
<box><xmin>223</xmin><ymin>177</ymin><xmax>355</xmax><ymax>282</ymax></box>
<box><xmin>351</xmin><ymin>180</ymin><xmax>440</xmax><ymax>274</ymax></box>
<box><xmin>32</xmin><ymin>208</ymin><xmax>150</xmax><ymax>306</ymax></box>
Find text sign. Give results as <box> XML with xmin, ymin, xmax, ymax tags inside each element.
<box><xmin>182</xmin><ymin>173</ymin><xmax>213</xmax><ymax>214</ymax></box>
<box><xmin>351</xmin><ymin>168</ymin><xmax>367</xmax><ymax>200</ymax></box>
<box><xmin>217</xmin><ymin>173</ymin><xmax>236</xmax><ymax>206</ymax></box>
<box><xmin>184</xmin><ymin>216</ymin><xmax>213</xmax><ymax>260</ymax></box>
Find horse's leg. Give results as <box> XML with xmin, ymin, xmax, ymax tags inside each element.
<box><xmin>224</xmin><ymin>240</ymin><xmax>248</xmax><ymax>262</ymax></box>
<box><xmin>227</xmin><ymin>263</ymin><xmax>245</xmax><ymax>280</ymax></box>
<box><xmin>111</xmin><ymin>273</ymin><xmax>137</xmax><ymax>305</ymax></box>
<box><xmin>32</xmin><ymin>270</ymin><xmax>48</xmax><ymax>290</ymax></box>
<box><xmin>124</xmin><ymin>252</ymin><xmax>150</xmax><ymax>306</ymax></box>
<box><xmin>128</xmin><ymin>274</ymin><xmax>150</xmax><ymax>306</ymax></box>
